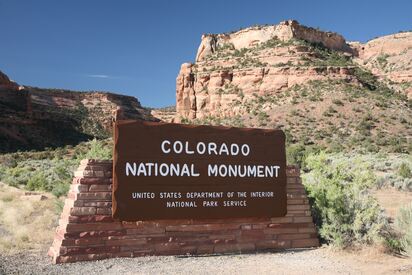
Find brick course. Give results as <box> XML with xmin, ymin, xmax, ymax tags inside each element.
<box><xmin>48</xmin><ymin>160</ymin><xmax>319</xmax><ymax>263</ymax></box>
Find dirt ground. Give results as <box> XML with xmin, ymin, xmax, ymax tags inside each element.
<box><xmin>373</xmin><ymin>187</ymin><xmax>412</xmax><ymax>221</ymax></box>
<box><xmin>1</xmin><ymin>184</ymin><xmax>412</xmax><ymax>274</ymax></box>
<box><xmin>1</xmin><ymin>246</ymin><xmax>411</xmax><ymax>275</ymax></box>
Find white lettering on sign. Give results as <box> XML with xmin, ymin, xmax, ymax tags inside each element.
<box><xmin>197</xmin><ymin>142</ymin><xmax>206</xmax><ymax>154</ymax></box>
<box><xmin>126</xmin><ymin>162</ymin><xmax>200</xmax><ymax>177</ymax></box>
<box><xmin>125</xmin><ymin>139</ymin><xmax>280</xmax><ymax>179</ymax></box>
<box><xmin>126</xmin><ymin>162</ymin><xmax>280</xmax><ymax>178</ymax></box>
<box><xmin>159</xmin><ymin>140</ymin><xmax>250</xmax><ymax>156</ymax></box>
<box><xmin>207</xmin><ymin>164</ymin><xmax>280</xmax><ymax>178</ymax></box>
<box><xmin>161</xmin><ymin>140</ymin><xmax>171</xmax><ymax>153</ymax></box>
<box><xmin>241</xmin><ymin>144</ymin><xmax>250</xmax><ymax>156</ymax></box>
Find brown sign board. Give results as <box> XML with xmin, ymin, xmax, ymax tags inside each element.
<box><xmin>112</xmin><ymin>120</ymin><xmax>287</xmax><ymax>221</ymax></box>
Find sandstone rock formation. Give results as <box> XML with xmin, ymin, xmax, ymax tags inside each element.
<box><xmin>0</xmin><ymin>71</ymin><xmax>155</xmax><ymax>152</ymax></box>
<box><xmin>195</xmin><ymin>20</ymin><xmax>351</xmax><ymax>62</ymax></box>
<box><xmin>177</xmin><ymin>20</ymin><xmax>357</xmax><ymax>120</ymax></box>
<box><xmin>351</xmin><ymin>32</ymin><xmax>412</xmax><ymax>98</ymax></box>
<box><xmin>150</xmin><ymin>106</ymin><xmax>176</xmax><ymax>122</ymax></box>
<box><xmin>26</xmin><ymin>86</ymin><xmax>152</xmax><ymax>131</ymax></box>
<box><xmin>175</xmin><ymin>20</ymin><xmax>412</xmax><ymax>153</ymax></box>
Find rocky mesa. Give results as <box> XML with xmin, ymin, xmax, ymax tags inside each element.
<box><xmin>351</xmin><ymin>31</ymin><xmax>412</xmax><ymax>98</ymax></box>
<box><xmin>0</xmin><ymin>71</ymin><xmax>155</xmax><ymax>153</ymax></box>
<box><xmin>175</xmin><ymin>20</ymin><xmax>412</xmax><ymax>153</ymax></box>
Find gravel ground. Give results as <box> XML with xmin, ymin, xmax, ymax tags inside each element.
<box><xmin>1</xmin><ymin>247</ymin><xmax>411</xmax><ymax>275</ymax></box>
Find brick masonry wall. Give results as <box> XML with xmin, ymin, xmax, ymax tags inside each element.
<box><xmin>48</xmin><ymin>159</ymin><xmax>319</xmax><ymax>264</ymax></box>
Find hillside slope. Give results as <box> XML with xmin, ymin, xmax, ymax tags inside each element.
<box><xmin>351</xmin><ymin>31</ymin><xmax>412</xmax><ymax>98</ymax></box>
<box><xmin>0</xmin><ymin>72</ymin><xmax>155</xmax><ymax>153</ymax></box>
<box><xmin>175</xmin><ymin>20</ymin><xmax>412</xmax><ymax>153</ymax></box>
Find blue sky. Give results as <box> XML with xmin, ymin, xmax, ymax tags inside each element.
<box><xmin>1</xmin><ymin>0</ymin><xmax>411</xmax><ymax>107</ymax></box>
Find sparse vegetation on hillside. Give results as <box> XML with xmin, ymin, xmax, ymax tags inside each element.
<box><xmin>204</xmin><ymin>37</ymin><xmax>353</xmax><ymax>69</ymax></box>
<box><xmin>0</xmin><ymin>139</ymin><xmax>112</xmax><ymax>197</ymax></box>
<box><xmin>190</xmin><ymin>35</ymin><xmax>411</xmax><ymax>166</ymax></box>
<box><xmin>147</xmin><ymin>105</ymin><xmax>176</xmax><ymax>112</ymax></box>
<box><xmin>181</xmin><ymin>115</ymin><xmax>245</xmax><ymax>128</ymax></box>
<box><xmin>224</xmin><ymin>78</ymin><xmax>411</xmax><ymax>155</ymax></box>
<box><xmin>299</xmin><ymin>40</ymin><xmax>352</xmax><ymax>67</ymax></box>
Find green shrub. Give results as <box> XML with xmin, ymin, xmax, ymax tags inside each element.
<box><xmin>384</xmin><ymin>232</ymin><xmax>404</xmax><ymax>254</ymax></box>
<box><xmin>398</xmin><ymin>162</ymin><xmax>412</xmax><ymax>179</ymax></box>
<box><xmin>353</xmin><ymin>67</ymin><xmax>378</xmax><ymax>90</ymax></box>
<box><xmin>286</xmin><ymin>143</ymin><xmax>322</xmax><ymax>170</ymax></box>
<box><xmin>396</xmin><ymin>203</ymin><xmax>412</xmax><ymax>256</ymax></box>
<box><xmin>27</xmin><ymin>172</ymin><xmax>47</xmax><ymax>191</ymax></box>
<box><xmin>287</xmin><ymin>143</ymin><xmax>307</xmax><ymax>167</ymax></box>
<box><xmin>80</xmin><ymin>138</ymin><xmax>112</xmax><ymax>160</ymax></box>
<box><xmin>257</xmin><ymin>111</ymin><xmax>269</xmax><ymax>126</ymax></box>
<box><xmin>54</xmin><ymin>199</ymin><xmax>65</xmax><ymax>214</ymax></box>
<box><xmin>0</xmin><ymin>138</ymin><xmax>112</xmax><ymax>197</ymax></box>
<box><xmin>332</xmin><ymin>99</ymin><xmax>344</xmax><ymax>106</ymax></box>
<box><xmin>52</xmin><ymin>181</ymin><xmax>70</xmax><ymax>198</ymax></box>
<box><xmin>303</xmin><ymin>152</ymin><xmax>389</xmax><ymax>247</ymax></box>
<box><xmin>376</xmin><ymin>54</ymin><xmax>389</xmax><ymax>68</ymax></box>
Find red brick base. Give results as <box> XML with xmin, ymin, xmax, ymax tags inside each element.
<box><xmin>48</xmin><ymin>160</ymin><xmax>319</xmax><ymax>264</ymax></box>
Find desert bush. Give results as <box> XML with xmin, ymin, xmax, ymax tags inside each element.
<box><xmin>353</xmin><ymin>67</ymin><xmax>378</xmax><ymax>90</ymax></box>
<box><xmin>26</xmin><ymin>172</ymin><xmax>47</xmax><ymax>191</ymax></box>
<box><xmin>51</xmin><ymin>181</ymin><xmax>70</xmax><ymax>198</ymax></box>
<box><xmin>77</xmin><ymin>138</ymin><xmax>112</xmax><ymax>160</ymax></box>
<box><xmin>396</xmin><ymin>203</ymin><xmax>412</xmax><ymax>256</ymax></box>
<box><xmin>376</xmin><ymin>54</ymin><xmax>389</xmax><ymax>68</ymax></box>
<box><xmin>286</xmin><ymin>143</ymin><xmax>322</xmax><ymax>170</ymax></box>
<box><xmin>398</xmin><ymin>162</ymin><xmax>412</xmax><ymax>179</ymax></box>
<box><xmin>299</xmin><ymin>41</ymin><xmax>352</xmax><ymax>67</ymax></box>
<box><xmin>332</xmin><ymin>99</ymin><xmax>344</xmax><ymax>106</ymax></box>
<box><xmin>0</xmin><ymin>138</ymin><xmax>112</xmax><ymax>197</ymax></box>
<box><xmin>381</xmin><ymin>173</ymin><xmax>412</xmax><ymax>191</ymax></box>
<box><xmin>323</xmin><ymin>106</ymin><xmax>337</xmax><ymax>117</ymax></box>
<box><xmin>303</xmin><ymin>152</ymin><xmax>389</xmax><ymax>247</ymax></box>
<box><xmin>0</xmin><ymin>159</ymin><xmax>77</xmax><ymax>197</ymax></box>
<box><xmin>233</xmin><ymin>48</ymin><xmax>249</xmax><ymax>57</ymax></box>
<box><xmin>257</xmin><ymin>111</ymin><xmax>269</xmax><ymax>125</ymax></box>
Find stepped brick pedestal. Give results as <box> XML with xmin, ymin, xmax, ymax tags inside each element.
<box><xmin>48</xmin><ymin>159</ymin><xmax>319</xmax><ymax>264</ymax></box>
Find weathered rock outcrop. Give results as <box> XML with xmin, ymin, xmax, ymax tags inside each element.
<box><xmin>351</xmin><ymin>32</ymin><xmax>412</xmax><ymax>98</ymax></box>
<box><xmin>174</xmin><ymin>20</ymin><xmax>412</xmax><ymax>153</ymax></box>
<box><xmin>195</xmin><ymin>20</ymin><xmax>351</xmax><ymax>62</ymax></box>
<box><xmin>26</xmin><ymin>87</ymin><xmax>152</xmax><ymax>131</ymax></box>
<box><xmin>176</xmin><ymin>20</ymin><xmax>412</xmax><ymax>121</ymax></box>
<box><xmin>177</xmin><ymin>20</ymin><xmax>356</xmax><ymax>120</ymax></box>
<box><xmin>150</xmin><ymin>106</ymin><xmax>176</xmax><ymax>122</ymax></box>
<box><xmin>0</xmin><ymin>71</ymin><xmax>155</xmax><ymax>152</ymax></box>
<box><xmin>176</xmin><ymin>63</ymin><xmax>355</xmax><ymax>119</ymax></box>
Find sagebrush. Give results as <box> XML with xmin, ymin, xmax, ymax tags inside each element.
<box><xmin>303</xmin><ymin>152</ymin><xmax>390</xmax><ymax>247</ymax></box>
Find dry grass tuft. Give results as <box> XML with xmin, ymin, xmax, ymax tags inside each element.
<box><xmin>0</xmin><ymin>182</ymin><xmax>61</xmax><ymax>254</ymax></box>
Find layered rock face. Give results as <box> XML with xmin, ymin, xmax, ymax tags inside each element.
<box><xmin>175</xmin><ymin>20</ymin><xmax>412</xmax><ymax>153</ymax></box>
<box><xmin>27</xmin><ymin>87</ymin><xmax>151</xmax><ymax>131</ymax></box>
<box><xmin>351</xmin><ymin>32</ymin><xmax>412</xmax><ymax>98</ymax></box>
<box><xmin>150</xmin><ymin>106</ymin><xmax>176</xmax><ymax>122</ymax></box>
<box><xmin>0</xmin><ymin>71</ymin><xmax>154</xmax><ymax>152</ymax></box>
<box><xmin>195</xmin><ymin>20</ymin><xmax>351</xmax><ymax>62</ymax></box>
<box><xmin>176</xmin><ymin>20</ymin><xmax>356</xmax><ymax>120</ymax></box>
<box><xmin>176</xmin><ymin>20</ymin><xmax>412</xmax><ymax>121</ymax></box>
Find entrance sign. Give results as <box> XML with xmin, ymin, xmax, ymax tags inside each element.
<box><xmin>113</xmin><ymin>120</ymin><xmax>287</xmax><ymax>221</ymax></box>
